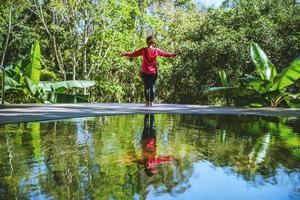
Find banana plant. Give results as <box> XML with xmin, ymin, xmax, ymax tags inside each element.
<box><xmin>3</xmin><ymin>40</ymin><xmax>95</xmax><ymax>103</ymax></box>
<box><xmin>204</xmin><ymin>43</ymin><xmax>300</xmax><ymax>107</ymax></box>
<box><xmin>247</xmin><ymin>43</ymin><xmax>300</xmax><ymax>107</ymax></box>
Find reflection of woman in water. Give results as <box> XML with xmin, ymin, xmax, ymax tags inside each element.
<box><xmin>124</xmin><ymin>114</ymin><xmax>178</xmax><ymax>177</ymax></box>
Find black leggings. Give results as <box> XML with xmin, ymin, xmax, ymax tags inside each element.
<box><xmin>141</xmin><ymin>73</ymin><xmax>157</xmax><ymax>102</ymax></box>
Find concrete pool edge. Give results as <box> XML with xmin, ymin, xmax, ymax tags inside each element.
<box><xmin>1</xmin><ymin>103</ymin><xmax>300</xmax><ymax>124</ymax></box>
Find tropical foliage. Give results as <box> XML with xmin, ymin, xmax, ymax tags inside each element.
<box><xmin>204</xmin><ymin>43</ymin><xmax>300</xmax><ymax>107</ymax></box>
<box><xmin>0</xmin><ymin>0</ymin><xmax>299</xmax><ymax>105</ymax></box>
<box><xmin>170</xmin><ymin>0</ymin><xmax>300</xmax><ymax>104</ymax></box>
<box><xmin>3</xmin><ymin>40</ymin><xmax>95</xmax><ymax>103</ymax></box>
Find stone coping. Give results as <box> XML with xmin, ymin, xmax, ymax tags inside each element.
<box><xmin>0</xmin><ymin>103</ymin><xmax>300</xmax><ymax>124</ymax></box>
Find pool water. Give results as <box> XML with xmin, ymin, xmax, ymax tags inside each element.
<box><xmin>0</xmin><ymin>114</ymin><xmax>299</xmax><ymax>200</ymax></box>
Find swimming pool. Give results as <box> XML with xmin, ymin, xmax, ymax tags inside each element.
<box><xmin>0</xmin><ymin>114</ymin><xmax>299</xmax><ymax>200</ymax></box>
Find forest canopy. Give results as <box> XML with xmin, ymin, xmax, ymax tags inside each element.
<box><xmin>0</xmin><ymin>0</ymin><xmax>299</xmax><ymax>104</ymax></box>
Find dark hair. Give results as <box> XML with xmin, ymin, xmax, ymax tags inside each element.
<box><xmin>146</xmin><ymin>35</ymin><xmax>154</xmax><ymax>45</ymax></box>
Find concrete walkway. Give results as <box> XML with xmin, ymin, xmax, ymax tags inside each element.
<box><xmin>0</xmin><ymin>103</ymin><xmax>300</xmax><ymax>124</ymax></box>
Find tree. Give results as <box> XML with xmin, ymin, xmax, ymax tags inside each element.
<box><xmin>170</xmin><ymin>0</ymin><xmax>300</xmax><ymax>104</ymax></box>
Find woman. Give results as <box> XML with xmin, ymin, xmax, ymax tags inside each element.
<box><xmin>122</xmin><ymin>35</ymin><xmax>177</xmax><ymax>106</ymax></box>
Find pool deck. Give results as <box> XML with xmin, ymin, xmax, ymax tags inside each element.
<box><xmin>0</xmin><ymin>103</ymin><xmax>300</xmax><ymax>124</ymax></box>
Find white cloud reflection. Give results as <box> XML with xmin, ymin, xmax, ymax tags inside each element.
<box><xmin>193</xmin><ymin>0</ymin><xmax>224</xmax><ymax>7</ymax></box>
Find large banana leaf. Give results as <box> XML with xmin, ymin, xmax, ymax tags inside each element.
<box><xmin>272</xmin><ymin>59</ymin><xmax>300</xmax><ymax>90</ymax></box>
<box><xmin>38</xmin><ymin>81</ymin><xmax>53</xmax><ymax>92</ymax></box>
<box><xmin>51</xmin><ymin>80</ymin><xmax>95</xmax><ymax>92</ymax></box>
<box><xmin>24</xmin><ymin>40</ymin><xmax>42</xmax><ymax>84</ymax></box>
<box><xmin>4</xmin><ymin>76</ymin><xmax>21</xmax><ymax>91</ymax></box>
<box><xmin>218</xmin><ymin>70</ymin><xmax>228</xmax><ymax>87</ymax></box>
<box><xmin>240</xmin><ymin>75</ymin><xmax>259</xmax><ymax>85</ymax></box>
<box><xmin>25</xmin><ymin>77</ymin><xmax>37</xmax><ymax>95</ymax></box>
<box><xmin>240</xmin><ymin>76</ymin><xmax>271</xmax><ymax>93</ymax></box>
<box><xmin>39</xmin><ymin>80</ymin><xmax>95</xmax><ymax>92</ymax></box>
<box><xmin>284</xmin><ymin>93</ymin><xmax>300</xmax><ymax>108</ymax></box>
<box><xmin>5</xmin><ymin>63</ymin><xmax>19</xmax><ymax>78</ymax></box>
<box><xmin>203</xmin><ymin>86</ymin><xmax>256</xmax><ymax>97</ymax></box>
<box><xmin>250</xmin><ymin>43</ymin><xmax>277</xmax><ymax>82</ymax></box>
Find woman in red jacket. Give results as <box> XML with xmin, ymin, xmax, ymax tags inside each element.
<box><xmin>122</xmin><ymin>35</ymin><xmax>177</xmax><ymax>106</ymax></box>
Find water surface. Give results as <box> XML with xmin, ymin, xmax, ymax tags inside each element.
<box><xmin>0</xmin><ymin>114</ymin><xmax>299</xmax><ymax>200</ymax></box>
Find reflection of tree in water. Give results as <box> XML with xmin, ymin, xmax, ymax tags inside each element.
<box><xmin>177</xmin><ymin>114</ymin><xmax>300</xmax><ymax>181</ymax></box>
<box><xmin>0</xmin><ymin>123</ymin><xmax>47</xmax><ymax>199</ymax></box>
<box><xmin>0</xmin><ymin>114</ymin><xmax>299</xmax><ymax>199</ymax></box>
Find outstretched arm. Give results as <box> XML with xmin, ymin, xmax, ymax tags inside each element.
<box><xmin>157</xmin><ymin>48</ymin><xmax>177</xmax><ymax>57</ymax></box>
<box><xmin>122</xmin><ymin>48</ymin><xmax>143</xmax><ymax>58</ymax></box>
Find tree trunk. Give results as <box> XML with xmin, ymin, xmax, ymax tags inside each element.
<box><xmin>1</xmin><ymin>3</ymin><xmax>13</xmax><ymax>104</ymax></box>
<box><xmin>72</xmin><ymin>52</ymin><xmax>77</xmax><ymax>95</ymax></box>
<box><xmin>83</xmin><ymin>10</ymin><xmax>88</xmax><ymax>94</ymax></box>
<box><xmin>52</xmin><ymin>36</ymin><xmax>66</xmax><ymax>81</ymax></box>
<box><xmin>72</xmin><ymin>54</ymin><xmax>76</xmax><ymax>81</ymax></box>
